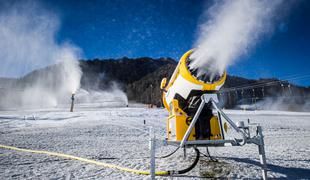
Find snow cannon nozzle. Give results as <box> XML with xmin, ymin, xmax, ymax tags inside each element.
<box><xmin>187</xmin><ymin>53</ymin><xmax>224</xmax><ymax>84</ymax></box>
<box><xmin>161</xmin><ymin>50</ymin><xmax>227</xmax><ymax>113</ymax></box>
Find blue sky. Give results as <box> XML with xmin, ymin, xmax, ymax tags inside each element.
<box><xmin>43</xmin><ymin>0</ymin><xmax>310</xmax><ymax>86</ymax></box>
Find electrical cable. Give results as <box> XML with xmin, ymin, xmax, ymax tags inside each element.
<box><xmin>169</xmin><ymin>147</ymin><xmax>200</xmax><ymax>175</ymax></box>
<box><xmin>156</xmin><ymin>146</ymin><xmax>180</xmax><ymax>159</ymax></box>
<box><xmin>56</xmin><ymin>146</ymin><xmax>180</xmax><ymax>160</ymax></box>
<box><xmin>200</xmin><ymin>147</ymin><xmax>218</xmax><ymax>162</ymax></box>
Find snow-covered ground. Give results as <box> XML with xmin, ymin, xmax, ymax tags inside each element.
<box><xmin>0</xmin><ymin>103</ymin><xmax>310</xmax><ymax>179</ymax></box>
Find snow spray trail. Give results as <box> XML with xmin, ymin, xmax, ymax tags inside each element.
<box><xmin>189</xmin><ymin>0</ymin><xmax>284</xmax><ymax>79</ymax></box>
<box><xmin>0</xmin><ymin>1</ymin><xmax>82</xmax><ymax>108</ymax></box>
<box><xmin>76</xmin><ymin>88</ymin><xmax>128</xmax><ymax>107</ymax></box>
<box><xmin>76</xmin><ymin>74</ymin><xmax>128</xmax><ymax>107</ymax></box>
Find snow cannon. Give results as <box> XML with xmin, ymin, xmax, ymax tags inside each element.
<box><xmin>160</xmin><ymin>49</ymin><xmax>227</xmax><ymax>141</ymax></box>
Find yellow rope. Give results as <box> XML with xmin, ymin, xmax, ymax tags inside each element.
<box><xmin>0</xmin><ymin>144</ymin><xmax>169</xmax><ymax>176</ymax></box>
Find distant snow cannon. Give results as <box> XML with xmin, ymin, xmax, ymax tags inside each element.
<box><xmin>160</xmin><ymin>50</ymin><xmax>268</xmax><ymax>179</ymax></box>
<box><xmin>70</xmin><ymin>93</ymin><xmax>75</xmax><ymax>112</ymax></box>
<box><xmin>161</xmin><ymin>49</ymin><xmax>227</xmax><ymax>141</ymax></box>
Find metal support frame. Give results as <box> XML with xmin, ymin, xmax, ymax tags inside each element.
<box><xmin>167</xmin><ymin>94</ymin><xmax>268</xmax><ymax>180</ymax></box>
<box><xmin>253</xmin><ymin>126</ymin><xmax>267</xmax><ymax>180</ymax></box>
<box><xmin>180</xmin><ymin>95</ymin><xmax>206</xmax><ymax>147</ymax></box>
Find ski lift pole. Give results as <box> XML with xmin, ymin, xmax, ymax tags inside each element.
<box><xmin>241</xmin><ymin>89</ymin><xmax>244</xmax><ymax>109</ymax></box>
<box><xmin>261</xmin><ymin>87</ymin><xmax>265</xmax><ymax>99</ymax></box>
<box><xmin>281</xmin><ymin>84</ymin><xmax>285</xmax><ymax>95</ymax></box>
<box><xmin>150</xmin><ymin>84</ymin><xmax>153</xmax><ymax>106</ymax></box>
<box><xmin>288</xmin><ymin>84</ymin><xmax>292</xmax><ymax>95</ymax></box>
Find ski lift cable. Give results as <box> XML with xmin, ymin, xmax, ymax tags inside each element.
<box><xmin>225</xmin><ymin>73</ymin><xmax>310</xmax><ymax>91</ymax></box>
<box><xmin>234</xmin><ymin>76</ymin><xmax>310</xmax><ymax>91</ymax></box>
<box><xmin>222</xmin><ymin>75</ymin><xmax>310</xmax><ymax>93</ymax></box>
<box><xmin>223</xmin><ymin>74</ymin><xmax>310</xmax><ymax>92</ymax></box>
<box><xmin>226</xmin><ymin>73</ymin><xmax>310</xmax><ymax>91</ymax></box>
<box><xmin>223</xmin><ymin>73</ymin><xmax>310</xmax><ymax>91</ymax></box>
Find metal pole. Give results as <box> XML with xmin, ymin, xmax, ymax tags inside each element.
<box><xmin>149</xmin><ymin>127</ymin><xmax>155</xmax><ymax>179</ymax></box>
<box><xmin>288</xmin><ymin>84</ymin><xmax>292</xmax><ymax>95</ymax></box>
<box><xmin>281</xmin><ymin>84</ymin><xmax>284</xmax><ymax>95</ymax></box>
<box><xmin>212</xmin><ymin>99</ymin><xmax>247</xmax><ymax>137</ymax></box>
<box><xmin>150</xmin><ymin>84</ymin><xmax>153</xmax><ymax>106</ymax></box>
<box><xmin>70</xmin><ymin>93</ymin><xmax>75</xmax><ymax>112</ymax></box>
<box><xmin>257</xmin><ymin>126</ymin><xmax>268</xmax><ymax>180</ymax></box>
<box><xmin>252</xmin><ymin>89</ymin><xmax>255</xmax><ymax>106</ymax></box>
<box><xmin>234</xmin><ymin>89</ymin><xmax>238</xmax><ymax>107</ymax></box>
<box><xmin>241</xmin><ymin>89</ymin><xmax>244</xmax><ymax>107</ymax></box>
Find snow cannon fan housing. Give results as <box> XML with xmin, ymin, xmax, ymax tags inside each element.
<box><xmin>160</xmin><ymin>49</ymin><xmax>227</xmax><ymax>141</ymax></box>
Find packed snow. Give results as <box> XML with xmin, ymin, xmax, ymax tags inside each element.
<box><xmin>0</xmin><ymin>103</ymin><xmax>310</xmax><ymax>179</ymax></box>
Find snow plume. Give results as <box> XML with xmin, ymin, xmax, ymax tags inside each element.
<box><xmin>75</xmin><ymin>84</ymin><xmax>128</xmax><ymax>107</ymax></box>
<box><xmin>77</xmin><ymin>72</ymin><xmax>128</xmax><ymax>107</ymax></box>
<box><xmin>0</xmin><ymin>1</ymin><xmax>82</xmax><ymax>108</ymax></box>
<box><xmin>245</xmin><ymin>97</ymin><xmax>309</xmax><ymax>112</ymax></box>
<box><xmin>238</xmin><ymin>90</ymin><xmax>310</xmax><ymax>112</ymax></box>
<box><xmin>189</xmin><ymin>0</ymin><xmax>283</xmax><ymax>78</ymax></box>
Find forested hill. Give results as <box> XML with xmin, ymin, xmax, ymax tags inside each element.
<box><xmin>1</xmin><ymin>57</ymin><xmax>309</xmax><ymax>110</ymax></box>
<box><xmin>79</xmin><ymin>57</ymin><xmax>310</xmax><ymax>110</ymax></box>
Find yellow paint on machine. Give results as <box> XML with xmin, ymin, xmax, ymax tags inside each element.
<box><xmin>210</xmin><ymin>116</ymin><xmax>223</xmax><ymax>140</ymax></box>
<box><xmin>167</xmin><ymin>100</ymin><xmax>196</xmax><ymax>141</ymax></box>
<box><xmin>166</xmin><ymin>99</ymin><xmax>224</xmax><ymax>141</ymax></box>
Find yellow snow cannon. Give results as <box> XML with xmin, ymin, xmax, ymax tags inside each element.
<box><xmin>160</xmin><ymin>49</ymin><xmax>227</xmax><ymax>141</ymax></box>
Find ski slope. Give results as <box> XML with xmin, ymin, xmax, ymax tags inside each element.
<box><xmin>0</xmin><ymin>104</ymin><xmax>310</xmax><ymax>179</ymax></box>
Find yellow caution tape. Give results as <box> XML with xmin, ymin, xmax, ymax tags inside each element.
<box><xmin>0</xmin><ymin>144</ymin><xmax>169</xmax><ymax>176</ymax></box>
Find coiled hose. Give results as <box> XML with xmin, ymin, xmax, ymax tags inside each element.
<box><xmin>168</xmin><ymin>147</ymin><xmax>200</xmax><ymax>175</ymax></box>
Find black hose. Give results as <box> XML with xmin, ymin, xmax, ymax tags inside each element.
<box><xmin>168</xmin><ymin>147</ymin><xmax>200</xmax><ymax>175</ymax></box>
<box><xmin>102</xmin><ymin>147</ymin><xmax>181</xmax><ymax>160</ymax></box>
<box><xmin>200</xmin><ymin>147</ymin><xmax>218</xmax><ymax>162</ymax></box>
<box><xmin>156</xmin><ymin>146</ymin><xmax>180</xmax><ymax>158</ymax></box>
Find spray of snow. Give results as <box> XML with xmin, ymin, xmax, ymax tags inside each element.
<box><xmin>76</xmin><ymin>85</ymin><xmax>128</xmax><ymax>107</ymax></box>
<box><xmin>238</xmin><ymin>90</ymin><xmax>310</xmax><ymax>112</ymax></box>
<box><xmin>189</xmin><ymin>0</ymin><xmax>282</xmax><ymax>79</ymax></box>
<box><xmin>76</xmin><ymin>73</ymin><xmax>128</xmax><ymax>107</ymax></box>
<box><xmin>0</xmin><ymin>1</ymin><xmax>82</xmax><ymax>108</ymax></box>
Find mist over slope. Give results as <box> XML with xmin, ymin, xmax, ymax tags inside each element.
<box><xmin>1</xmin><ymin>57</ymin><xmax>309</xmax><ymax>111</ymax></box>
<box><xmin>0</xmin><ymin>0</ymin><xmax>82</xmax><ymax>109</ymax></box>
